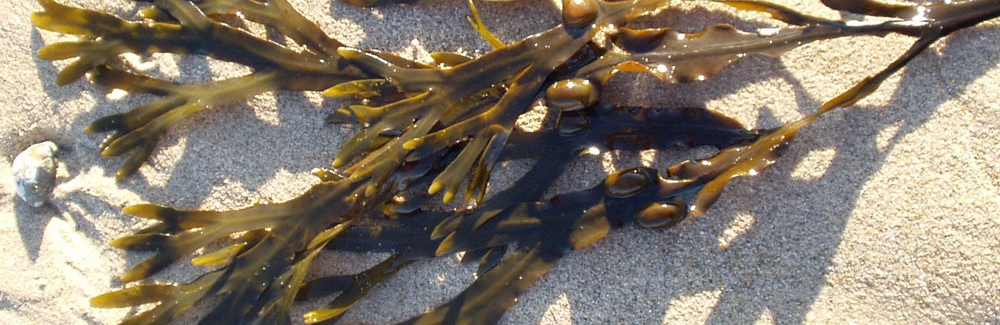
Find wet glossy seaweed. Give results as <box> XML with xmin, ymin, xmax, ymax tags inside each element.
<box><xmin>31</xmin><ymin>0</ymin><xmax>1000</xmax><ymax>324</ymax></box>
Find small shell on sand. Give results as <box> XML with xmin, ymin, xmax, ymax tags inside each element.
<box><xmin>12</xmin><ymin>141</ymin><xmax>58</xmax><ymax>207</ymax></box>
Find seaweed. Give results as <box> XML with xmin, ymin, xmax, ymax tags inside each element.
<box><xmin>33</xmin><ymin>0</ymin><xmax>372</xmax><ymax>178</ymax></box>
<box><xmin>30</xmin><ymin>0</ymin><xmax>1000</xmax><ymax>324</ymax></box>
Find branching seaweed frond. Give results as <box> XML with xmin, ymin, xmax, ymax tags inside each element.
<box><xmin>93</xmin><ymin>180</ymin><xmax>365</xmax><ymax>325</ymax></box>
<box><xmin>30</xmin><ymin>0</ymin><xmax>1000</xmax><ymax>324</ymax></box>
<box><xmin>326</xmin><ymin>0</ymin><xmax>666</xmax><ymax>203</ymax></box>
<box><xmin>33</xmin><ymin>0</ymin><xmax>366</xmax><ymax>178</ymax></box>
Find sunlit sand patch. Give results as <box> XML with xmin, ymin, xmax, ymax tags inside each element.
<box><xmin>718</xmin><ymin>211</ymin><xmax>756</xmax><ymax>250</ymax></box>
<box><xmin>791</xmin><ymin>147</ymin><xmax>836</xmax><ymax>181</ymax></box>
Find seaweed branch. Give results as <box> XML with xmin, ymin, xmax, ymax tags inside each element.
<box><xmin>29</xmin><ymin>0</ymin><xmax>1000</xmax><ymax>324</ymax></box>
<box><xmin>32</xmin><ymin>0</ymin><xmax>365</xmax><ymax>178</ymax></box>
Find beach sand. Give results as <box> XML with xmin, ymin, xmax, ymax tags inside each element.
<box><xmin>2</xmin><ymin>0</ymin><xmax>999</xmax><ymax>324</ymax></box>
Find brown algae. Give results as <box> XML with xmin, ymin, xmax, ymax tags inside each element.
<box><xmin>30</xmin><ymin>0</ymin><xmax>1000</xmax><ymax>324</ymax></box>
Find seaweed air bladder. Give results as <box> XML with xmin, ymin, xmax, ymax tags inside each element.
<box><xmin>28</xmin><ymin>0</ymin><xmax>1000</xmax><ymax>324</ymax></box>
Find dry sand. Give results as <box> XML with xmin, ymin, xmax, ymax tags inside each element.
<box><xmin>2</xmin><ymin>0</ymin><xmax>999</xmax><ymax>324</ymax></box>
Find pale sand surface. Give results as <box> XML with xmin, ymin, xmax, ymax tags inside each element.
<box><xmin>2</xmin><ymin>0</ymin><xmax>999</xmax><ymax>324</ymax></box>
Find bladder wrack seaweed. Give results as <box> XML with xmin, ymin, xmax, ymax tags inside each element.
<box><xmin>31</xmin><ymin>0</ymin><xmax>1000</xmax><ymax>324</ymax></box>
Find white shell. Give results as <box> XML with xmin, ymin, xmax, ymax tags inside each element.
<box><xmin>12</xmin><ymin>141</ymin><xmax>58</xmax><ymax>207</ymax></box>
